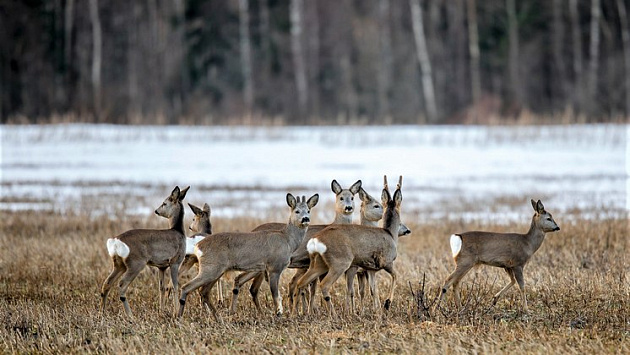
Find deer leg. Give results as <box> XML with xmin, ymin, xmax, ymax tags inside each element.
<box><xmin>230</xmin><ymin>271</ymin><xmax>262</xmax><ymax>314</ymax></box>
<box><xmin>249</xmin><ymin>272</ymin><xmax>265</xmax><ymax>312</ymax></box>
<box><xmin>117</xmin><ymin>261</ymin><xmax>145</xmax><ymax>318</ymax></box>
<box><xmin>267</xmin><ymin>271</ymin><xmax>284</xmax><ymax>316</ymax></box>
<box><xmin>179</xmin><ymin>267</ymin><xmax>223</xmax><ymax>321</ymax></box>
<box><xmin>492</xmin><ymin>267</ymin><xmax>517</xmax><ymax>307</ymax></box>
<box><xmin>168</xmin><ymin>263</ymin><xmax>181</xmax><ymax>316</ymax></box>
<box><xmin>438</xmin><ymin>261</ymin><xmax>474</xmax><ymax>309</ymax></box>
<box><xmin>357</xmin><ymin>269</ymin><xmax>367</xmax><ymax>311</ymax></box>
<box><xmin>368</xmin><ymin>270</ymin><xmax>379</xmax><ymax>310</ymax></box>
<box><xmin>157</xmin><ymin>267</ymin><xmax>168</xmax><ymax>310</ymax></box>
<box><xmin>100</xmin><ymin>258</ymin><xmax>126</xmax><ymax>314</ymax></box>
<box><xmin>345</xmin><ymin>266</ymin><xmax>359</xmax><ymax>314</ymax></box>
<box><xmin>308</xmin><ymin>276</ymin><xmax>322</xmax><ymax>314</ymax></box>
<box><xmin>382</xmin><ymin>264</ymin><xmax>396</xmax><ymax>310</ymax></box>
<box><xmin>318</xmin><ymin>265</ymin><xmax>348</xmax><ymax>317</ymax></box>
<box><xmin>293</xmin><ymin>256</ymin><xmax>328</xmax><ymax>314</ymax></box>
<box><xmin>512</xmin><ymin>266</ymin><xmax>528</xmax><ymax>312</ymax></box>
<box><xmin>288</xmin><ymin>268</ymin><xmax>307</xmax><ymax>313</ymax></box>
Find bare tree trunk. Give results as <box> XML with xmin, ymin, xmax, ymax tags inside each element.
<box><xmin>617</xmin><ymin>0</ymin><xmax>630</xmax><ymax>116</ymax></box>
<box><xmin>306</xmin><ymin>1</ymin><xmax>320</xmax><ymax>122</ymax></box>
<box><xmin>506</xmin><ymin>0</ymin><xmax>521</xmax><ymax>110</ymax></box>
<box><xmin>377</xmin><ymin>0</ymin><xmax>393</xmax><ymax>123</ymax></box>
<box><xmin>552</xmin><ymin>0</ymin><xmax>567</xmax><ymax>110</ymax></box>
<box><xmin>586</xmin><ymin>0</ymin><xmax>601</xmax><ymax>118</ymax></box>
<box><xmin>467</xmin><ymin>0</ymin><xmax>481</xmax><ymax>123</ymax></box>
<box><xmin>239</xmin><ymin>0</ymin><xmax>254</xmax><ymax>121</ymax></box>
<box><xmin>127</xmin><ymin>2</ymin><xmax>140</xmax><ymax>122</ymax></box>
<box><xmin>410</xmin><ymin>0</ymin><xmax>438</xmax><ymax>124</ymax></box>
<box><xmin>290</xmin><ymin>0</ymin><xmax>308</xmax><ymax>123</ymax></box>
<box><xmin>569</xmin><ymin>0</ymin><xmax>584</xmax><ymax>114</ymax></box>
<box><xmin>88</xmin><ymin>0</ymin><xmax>102</xmax><ymax>121</ymax></box>
<box><xmin>64</xmin><ymin>0</ymin><xmax>74</xmax><ymax>71</ymax></box>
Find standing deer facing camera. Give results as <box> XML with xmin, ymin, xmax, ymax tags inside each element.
<box><xmin>437</xmin><ymin>199</ymin><xmax>560</xmax><ymax>312</ymax></box>
<box><xmin>294</xmin><ymin>176</ymin><xmax>404</xmax><ymax>315</ymax></box>
<box><xmin>100</xmin><ymin>186</ymin><xmax>189</xmax><ymax>317</ymax></box>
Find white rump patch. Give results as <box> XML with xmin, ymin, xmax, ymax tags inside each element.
<box><xmin>307</xmin><ymin>238</ymin><xmax>327</xmax><ymax>255</ymax></box>
<box><xmin>450</xmin><ymin>234</ymin><xmax>462</xmax><ymax>258</ymax></box>
<box><xmin>194</xmin><ymin>245</ymin><xmax>203</xmax><ymax>258</ymax></box>
<box><xmin>106</xmin><ymin>238</ymin><xmax>130</xmax><ymax>258</ymax></box>
<box><xmin>186</xmin><ymin>235</ymin><xmax>205</xmax><ymax>255</ymax></box>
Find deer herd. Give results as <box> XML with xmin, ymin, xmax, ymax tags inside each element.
<box><xmin>100</xmin><ymin>176</ymin><xmax>560</xmax><ymax>321</ymax></box>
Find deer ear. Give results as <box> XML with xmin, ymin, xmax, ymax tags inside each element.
<box><xmin>307</xmin><ymin>193</ymin><xmax>319</xmax><ymax>208</ymax></box>
<box><xmin>179</xmin><ymin>186</ymin><xmax>190</xmax><ymax>200</ymax></box>
<box><xmin>349</xmin><ymin>180</ymin><xmax>362</xmax><ymax>195</ymax></box>
<box><xmin>188</xmin><ymin>203</ymin><xmax>202</xmax><ymax>215</ymax></box>
<box><xmin>171</xmin><ymin>186</ymin><xmax>181</xmax><ymax>200</ymax></box>
<box><xmin>536</xmin><ymin>200</ymin><xmax>545</xmax><ymax>213</ymax></box>
<box><xmin>203</xmin><ymin>203</ymin><xmax>211</xmax><ymax>215</ymax></box>
<box><xmin>381</xmin><ymin>188</ymin><xmax>391</xmax><ymax>206</ymax></box>
<box><xmin>286</xmin><ymin>193</ymin><xmax>297</xmax><ymax>209</ymax></box>
<box><xmin>358</xmin><ymin>187</ymin><xmax>368</xmax><ymax>202</ymax></box>
<box><xmin>331</xmin><ymin>180</ymin><xmax>342</xmax><ymax>195</ymax></box>
<box><xmin>393</xmin><ymin>189</ymin><xmax>402</xmax><ymax>207</ymax></box>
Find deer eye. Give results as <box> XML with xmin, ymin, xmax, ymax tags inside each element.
<box><xmin>340</xmin><ymin>197</ymin><xmax>344</xmax><ymax>201</ymax></box>
<box><xmin>546</xmin><ymin>217</ymin><xmax>552</xmax><ymax>221</ymax></box>
<box><xmin>295</xmin><ymin>210</ymin><xmax>300</xmax><ymax>214</ymax></box>
<box><xmin>374</xmin><ymin>205</ymin><xmax>379</xmax><ymax>209</ymax></box>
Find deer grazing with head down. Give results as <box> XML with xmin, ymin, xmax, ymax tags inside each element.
<box><xmin>100</xmin><ymin>186</ymin><xmax>189</xmax><ymax>317</ymax></box>
<box><xmin>231</xmin><ymin>179</ymin><xmax>362</xmax><ymax>314</ymax></box>
<box><xmin>177</xmin><ymin>193</ymin><xmax>319</xmax><ymax>321</ymax></box>
<box><xmin>437</xmin><ymin>199</ymin><xmax>560</xmax><ymax>312</ymax></box>
<box><xmin>294</xmin><ymin>176</ymin><xmax>404</xmax><ymax>315</ymax></box>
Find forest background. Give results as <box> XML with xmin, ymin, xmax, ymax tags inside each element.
<box><xmin>2</xmin><ymin>0</ymin><xmax>630</xmax><ymax>125</ymax></box>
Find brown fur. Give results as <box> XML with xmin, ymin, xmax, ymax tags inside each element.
<box><xmin>294</xmin><ymin>176</ymin><xmax>403</xmax><ymax>315</ymax></box>
<box><xmin>437</xmin><ymin>199</ymin><xmax>560</xmax><ymax>312</ymax></box>
<box><xmin>100</xmin><ymin>186</ymin><xmax>189</xmax><ymax>317</ymax></box>
<box><xmin>177</xmin><ymin>193</ymin><xmax>319</xmax><ymax>321</ymax></box>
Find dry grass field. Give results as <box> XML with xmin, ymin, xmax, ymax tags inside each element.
<box><xmin>1</xmin><ymin>196</ymin><xmax>627</xmax><ymax>354</ymax></box>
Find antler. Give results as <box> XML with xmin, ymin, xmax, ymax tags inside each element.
<box><xmin>397</xmin><ymin>176</ymin><xmax>403</xmax><ymax>190</ymax></box>
<box><xmin>384</xmin><ymin>175</ymin><xmax>389</xmax><ymax>192</ymax></box>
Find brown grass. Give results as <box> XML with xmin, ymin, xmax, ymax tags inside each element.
<box><xmin>1</xmin><ymin>206</ymin><xmax>628</xmax><ymax>354</ymax></box>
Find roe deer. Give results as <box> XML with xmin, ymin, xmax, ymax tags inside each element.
<box><xmin>350</xmin><ymin>186</ymin><xmax>411</xmax><ymax>311</ymax></box>
<box><xmin>177</xmin><ymin>193</ymin><xmax>319</xmax><ymax>320</ymax></box>
<box><xmin>100</xmin><ymin>186</ymin><xmax>189</xmax><ymax>317</ymax></box>
<box><xmin>179</xmin><ymin>203</ymin><xmax>212</xmax><ymax>276</ymax></box>
<box><xmin>233</xmin><ymin>179</ymin><xmax>361</xmax><ymax>314</ymax></box>
<box><xmin>437</xmin><ymin>199</ymin><xmax>560</xmax><ymax>312</ymax></box>
<box><xmin>294</xmin><ymin>176</ymin><xmax>404</xmax><ymax>315</ymax></box>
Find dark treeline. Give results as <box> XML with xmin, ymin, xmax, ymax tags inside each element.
<box><xmin>1</xmin><ymin>0</ymin><xmax>629</xmax><ymax>125</ymax></box>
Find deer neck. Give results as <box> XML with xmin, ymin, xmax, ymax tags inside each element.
<box><xmin>169</xmin><ymin>205</ymin><xmax>185</xmax><ymax>234</ymax></box>
<box><xmin>332</xmin><ymin>212</ymin><xmax>352</xmax><ymax>225</ymax></box>
<box><xmin>360</xmin><ymin>215</ymin><xmax>379</xmax><ymax>227</ymax></box>
<box><xmin>284</xmin><ymin>222</ymin><xmax>308</xmax><ymax>252</ymax></box>
<box><xmin>524</xmin><ymin>218</ymin><xmax>547</xmax><ymax>255</ymax></box>
<box><xmin>382</xmin><ymin>208</ymin><xmax>400</xmax><ymax>243</ymax></box>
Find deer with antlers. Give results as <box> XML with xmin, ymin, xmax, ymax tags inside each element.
<box><xmin>293</xmin><ymin>176</ymin><xmax>404</xmax><ymax>315</ymax></box>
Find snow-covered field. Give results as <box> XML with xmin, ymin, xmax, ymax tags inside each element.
<box><xmin>1</xmin><ymin>124</ymin><xmax>627</xmax><ymax>223</ymax></box>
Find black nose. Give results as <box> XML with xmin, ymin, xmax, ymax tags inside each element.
<box><xmin>403</xmin><ymin>230</ymin><xmax>411</xmax><ymax>235</ymax></box>
<box><xmin>345</xmin><ymin>206</ymin><xmax>353</xmax><ymax>212</ymax></box>
<box><xmin>154</xmin><ymin>210</ymin><xmax>159</xmax><ymax>215</ymax></box>
<box><xmin>554</xmin><ymin>227</ymin><xmax>560</xmax><ymax>231</ymax></box>
<box><xmin>301</xmin><ymin>217</ymin><xmax>310</xmax><ymax>223</ymax></box>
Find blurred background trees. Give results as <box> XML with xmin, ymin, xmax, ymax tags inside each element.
<box><xmin>0</xmin><ymin>0</ymin><xmax>628</xmax><ymax>125</ymax></box>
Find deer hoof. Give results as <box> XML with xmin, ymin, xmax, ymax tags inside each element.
<box><xmin>384</xmin><ymin>299</ymin><xmax>391</xmax><ymax>310</ymax></box>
